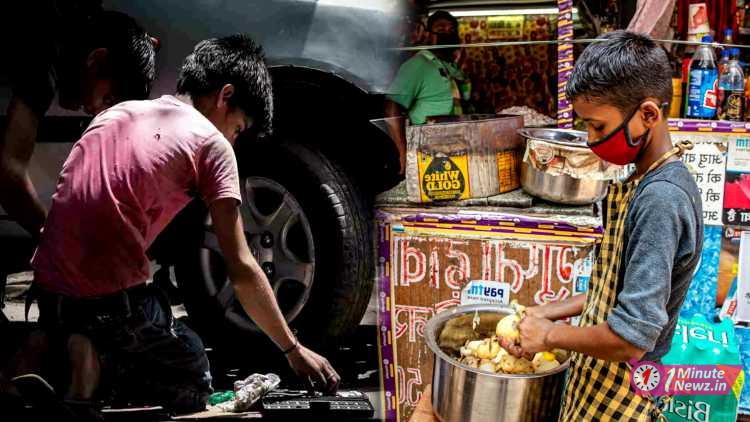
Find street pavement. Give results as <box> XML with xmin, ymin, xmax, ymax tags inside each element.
<box><xmin>1</xmin><ymin>275</ymin><xmax>384</xmax><ymax>421</ymax></box>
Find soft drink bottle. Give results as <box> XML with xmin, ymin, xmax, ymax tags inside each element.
<box><xmin>687</xmin><ymin>35</ymin><xmax>719</xmax><ymax>119</ymax></box>
<box><xmin>718</xmin><ymin>48</ymin><xmax>747</xmax><ymax>121</ymax></box>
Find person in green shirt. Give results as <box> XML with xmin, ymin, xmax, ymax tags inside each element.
<box><xmin>385</xmin><ymin>10</ymin><xmax>469</xmax><ymax>174</ymax></box>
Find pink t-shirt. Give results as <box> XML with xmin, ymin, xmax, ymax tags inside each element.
<box><xmin>31</xmin><ymin>95</ymin><xmax>241</xmax><ymax>297</ymax></box>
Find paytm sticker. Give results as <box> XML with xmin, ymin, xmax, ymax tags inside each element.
<box><xmin>461</xmin><ymin>280</ymin><xmax>511</xmax><ymax>306</ymax></box>
<box><xmin>575</xmin><ymin>276</ymin><xmax>590</xmax><ymax>294</ymax></box>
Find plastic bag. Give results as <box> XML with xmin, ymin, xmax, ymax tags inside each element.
<box><xmin>215</xmin><ymin>373</ymin><xmax>281</xmax><ymax>413</ymax></box>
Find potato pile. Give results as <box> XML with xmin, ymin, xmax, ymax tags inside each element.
<box><xmin>440</xmin><ymin>305</ymin><xmax>567</xmax><ymax>375</ymax></box>
<box><xmin>457</xmin><ymin>335</ymin><xmax>566</xmax><ymax>375</ymax></box>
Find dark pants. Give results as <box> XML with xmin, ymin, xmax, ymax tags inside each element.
<box><xmin>0</xmin><ymin>219</ymin><xmax>35</xmax><ymax>311</ymax></box>
<box><xmin>37</xmin><ymin>284</ymin><xmax>212</xmax><ymax>413</ymax></box>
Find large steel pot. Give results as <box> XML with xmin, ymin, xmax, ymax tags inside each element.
<box><xmin>519</xmin><ymin>128</ymin><xmax>609</xmax><ymax>205</ymax></box>
<box><xmin>425</xmin><ymin>304</ymin><xmax>568</xmax><ymax>422</ymax></box>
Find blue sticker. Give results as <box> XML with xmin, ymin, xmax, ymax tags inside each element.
<box><xmin>574</xmin><ymin>254</ymin><xmax>593</xmax><ymax>294</ymax></box>
<box><xmin>575</xmin><ymin>276</ymin><xmax>589</xmax><ymax>294</ymax></box>
<box><xmin>680</xmin><ymin>225</ymin><xmax>722</xmax><ymax>319</ymax></box>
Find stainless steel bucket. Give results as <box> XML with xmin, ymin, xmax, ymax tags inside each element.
<box><xmin>520</xmin><ymin>163</ymin><xmax>608</xmax><ymax>205</ymax></box>
<box><xmin>518</xmin><ymin>128</ymin><xmax>609</xmax><ymax>205</ymax></box>
<box><xmin>425</xmin><ymin>304</ymin><xmax>568</xmax><ymax>422</ymax></box>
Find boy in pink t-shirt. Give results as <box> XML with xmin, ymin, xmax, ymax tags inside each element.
<box><xmin>30</xmin><ymin>35</ymin><xmax>339</xmax><ymax>413</ymax></box>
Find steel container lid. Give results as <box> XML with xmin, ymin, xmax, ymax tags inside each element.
<box><xmin>518</xmin><ymin>128</ymin><xmax>586</xmax><ymax>148</ymax></box>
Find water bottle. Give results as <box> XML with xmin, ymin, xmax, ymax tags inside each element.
<box><xmin>718</xmin><ymin>48</ymin><xmax>747</xmax><ymax>121</ymax></box>
<box><xmin>725</xmin><ymin>28</ymin><xmax>734</xmax><ymax>44</ymax></box>
<box><xmin>687</xmin><ymin>35</ymin><xmax>719</xmax><ymax>119</ymax></box>
<box><xmin>719</xmin><ymin>49</ymin><xmax>730</xmax><ymax>75</ymax></box>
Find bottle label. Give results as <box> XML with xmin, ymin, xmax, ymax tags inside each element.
<box><xmin>688</xmin><ymin>69</ymin><xmax>718</xmax><ymax>119</ymax></box>
<box><xmin>719</xmin><ymin>89</ymin><xmax>746</xmax><ymax>121</ymax></box>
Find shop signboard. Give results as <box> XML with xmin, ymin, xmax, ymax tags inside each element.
<box><xmin>679</xmin><ymin>141</ymin><xmax>726</xmax><ymax>226</ymax></box>
<box><xmin>375</xmin><ymin>209</ymin><xmax>600</xmax><ymax>421</ymax></box>
<box><xmin>670</xmin><ymin>134</ymin><xmax>727</xmax><ymax>226</ymax></box>
<box><xmin>486</xmin><ymin>16</ymin><xmax>525</xmax><ymax>40</ymax></box>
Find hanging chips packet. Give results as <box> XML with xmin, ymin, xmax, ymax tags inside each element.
<box><xmin>660</xmin><ymin>315</ymin><xmax>744</xmax><ymax>422</ymax></box>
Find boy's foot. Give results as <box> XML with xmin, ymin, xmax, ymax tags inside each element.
<box><xmin>0</xmin><ymin>374</ymin><xmax>25</xmax><ymax>419</ymax></box>
<box><xmin>10</xmin><ymin>374</ymin><xmax>56</xmax><ymax>403</ymax></box>
<box><xmin>11</xmin><ymin>374</ymin><xmax>105</xmax><ymax>422</ymax></box>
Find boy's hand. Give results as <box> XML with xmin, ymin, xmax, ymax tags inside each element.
<box><xmin>524</xmin><ymin>305</ymin><xmax>547</xmax><ymax>320</ymax></box>
<box><xmin>498</xmin><ymin>337</ymin><xmax>532</xmax><ymax>359</ymax></box>
<box><xmin>286</xmin><ymin>344</ymin><xmax>341</xmax><ymax>394</ymax></box>
<box><xmin>408</xmin><ymin>384</ymin><xmax>438</xmax><ymax>422</ymax></box>
<box><xmin>519</xmin><ymin>315</ymin><xmax>555</xmax><ymax>355</ymax></box>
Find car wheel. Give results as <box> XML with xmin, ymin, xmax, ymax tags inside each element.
<box><xmin>175</xmin><ymin>141</ymin><xmax>374</xmax><ymax>344</ymax></box>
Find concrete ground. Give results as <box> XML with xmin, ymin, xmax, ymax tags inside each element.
<box><xmin>1</xmin><ymin>272</ymin><xmax>384</xmax><ymax>421</ymax></box>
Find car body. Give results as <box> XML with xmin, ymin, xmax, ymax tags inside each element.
<box><xmin>0</xmin><ymin>0</ymin><xmax>405</xmax><ymax>340</ymax></box>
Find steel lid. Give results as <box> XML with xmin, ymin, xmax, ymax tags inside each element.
<box><xmin>518</xmin><ymin>128</ymin><xmax>586</xmax><ymax>148</ymax></box>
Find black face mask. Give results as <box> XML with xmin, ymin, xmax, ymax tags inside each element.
<box><xmin>434</xmin><ymin>31</ymin><xmax>460</xmax><ymax>47</ymax></box>
<box><xmin>433</xmin><ymin>32</ymin><xmax>460</xmax><ymax>60</ymax></box>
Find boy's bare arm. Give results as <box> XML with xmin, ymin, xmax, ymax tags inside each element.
<box><xmin>209</xmin><ymin>198</ymin><xmax>340</xmax><ymax>392</ymax></box>
<box><xmin>0</xmin><ymin>97</ymin><xmax>47</xmax><ymax>237</ymax></box>
<box><xmin>526</xmin><ymin>294</ymin><xmax>586</xmax><ymax>321</ymax></box>
<box><xmin>519</xmin><ymin>316</ymin><xmax>646</xmax><ymax>362</ymax></box>
<box><xmin>384</xmin><ymin>99</ymin><xmax>407</xmax><ymax>175</ymax></box>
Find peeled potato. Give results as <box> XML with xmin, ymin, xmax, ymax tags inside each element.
<box><xmin>476</xmin><ymin>338</ymin><xmax>501</xmax><ymax>360</ymax></box>
<box><xmin>496</xmin><ymin>313</ymin><xmax>521</xmax><ymax>342</ymax></box>
<box><xmin>492</xmin><ymin>346</ymin><xmax>509</xmax><ymax>364</ymax></box>
<box><xmin>446</xmin><ymin>309</ymin><xmax>565</xmax><ymax>376</ymax></box>
<box><xmin>498</xmin><ymin>354</ymin><xmax>534</xmax><ymax>374</ymax></box>
<box><xmin>532</xmin><ymin>352</ymin><xmax>561</xmax><ymax>374</ymax></box>
<box><xmin>509</xmin><ymin>300</ymin><xmax>526</xmax><ymax>315</ymax></box>
<box><xmin>465</xmin><ymin>340</ymin><xmax>483</xmax><ymax>353</ymax></box>
<box><xmin>479</xmin><ymin>359</ymin><xmax>496</xmax><ymax>373</ymax></box>
<box><xmin>552</xmin><ymin>348</ymin><xmax>569</xmax><ymax>363</ymax></box>
<box><xmin>462</xmin><ymin>356</ymin><xmax>480</xmax><ymax>368</ymax></box>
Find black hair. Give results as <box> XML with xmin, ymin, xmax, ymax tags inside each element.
<box><xmin>428</xmin><ymin>10</ymin><xmax>458</xmax><ymax>33</ymax></box>
<box><xmin>176</xmin><ymin>34</ymin><xmax>273</xmax><ymax>135</ymax></box>
<box><xmin>565</xmin><ymin>30</ymin><xmax>672</xmax><ymax>115</ymax></box>
<box><xmin>86</xmin><ymin>11</ymin><xmax>157</xmax><ymax>101</ymax></box>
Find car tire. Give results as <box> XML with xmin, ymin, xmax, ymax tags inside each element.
<box><xmin>174</xmin><ymin>141</ymin><xmax>374</xmax><ymax>345</ymax></box>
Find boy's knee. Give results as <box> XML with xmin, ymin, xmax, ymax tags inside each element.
<box><xmin>67</xmin><ymin>334</ymin><xmax>99</xmax><ymax>368</ymax></box>
<box><xmin>67</xmin><ymin>334</ymin><xmax>94</xmax><ymax>355</ymax></box>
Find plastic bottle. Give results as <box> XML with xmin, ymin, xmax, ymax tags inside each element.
<box><xmin>719</xmin><ymin>49</ymin><xmax>731</xmax><ymax>75</ymax></box>
<box><xmin>725</xmin><ymin>28</ymin><xmax>734</xmax><ymax>44</ymax></box>
<box><xmin>686</xmin><ymin>35</ymin><xmax>719</xmax><ymax>119</ymax></box>
<box><xmin>718</xmin><ymin>48</ymin><xmax>746</xmax><ymax>121</ymax></box>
